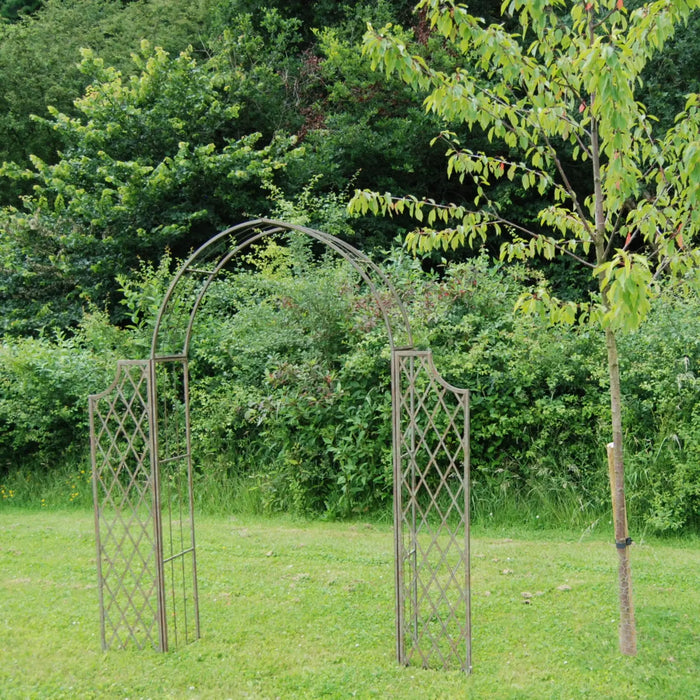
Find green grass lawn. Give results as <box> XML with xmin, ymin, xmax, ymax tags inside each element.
<box><xmin>0</xmin><ymin>509</ymin><xmax>698</xmax><ymax>699</ymax></box>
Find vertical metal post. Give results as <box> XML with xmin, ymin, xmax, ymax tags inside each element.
<box><xmin>149</xmin><ymin>359</ymin><xmax>168</xmax><ymax>652</ymax></box>
<box><xmin>89</xmin><ymin>396</ymin><xmax>107</xmax><ymax>651</ymax></box>
<box><xmin>182</xmin><ymin>360</ymin><xmax>201</xmax><ymax>640</ymax></box>
<box><xmin>408</xmin><ymin>354</ymin><xmax>419</xmax><ymax>649</ymax></box>
<box><xmin>391</xmin><ymin>350</ymin><xmax>405</xmax><ymax>664</ymax></box>
<box><xmin>464</xmin><ymin>389</ymin><xmax>472</xmax><ymax>673</ymax></box>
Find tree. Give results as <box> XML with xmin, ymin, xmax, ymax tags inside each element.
<box><xmin>349</xmin><ymin>0</ymin><xmax>700</xmax><ymax>655</ymax></box>
<box><xmin>0</xmin><ymin>42</ymin><xmax>299</xmax><ymax>334</ymax></box>
<box><xmin>0</xmin><ymin>0</ymin><xmax>42</xmax><ymax>21</ymax></box>
<box><xmin>0</xmin><ymin>0</ymin><xmax>214</xmax><ymax>200</ymax></box>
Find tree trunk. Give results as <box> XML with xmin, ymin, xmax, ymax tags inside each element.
<box><xmin>604</xmin><ymin>326</ymin><xmax>637</xmax><ymax>656</ymax></box>
<box><xmin>590</xmin><ymin>90</ymin><xmax>638</xmax><ymax>655</ymax></box>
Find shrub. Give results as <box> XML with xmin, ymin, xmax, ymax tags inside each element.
<box><xmin>618</xmin><ymin>289</ymin><xmax>700</xmax><ymax>531</ymax></box>
<box><xmin>0</xmin><ymin>333</ymin><xmax>107</xmax><ymax>471</ymax></box>
<box><xmin>2</xmin><ymin>238</ymin><xmax>698</xmax><ymax>531</ymax></box>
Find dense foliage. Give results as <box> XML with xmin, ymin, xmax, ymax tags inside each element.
<box><xmin>0</xmin><ymin>42</ymin><xmax>298</xmax><ymax>333</ymax></box>
<box><xmin>0</xmin><ymin>0</ymin><xmax>215</xmax><ymax>189</ymax></box>
<box><xmin>0</xmin><ymin>0</ymin><xmax>698</xmax><ymax>532</ymax></box>
<box><xmin>2</xmin><ymin>239</ymin><xmax>698</xmax><ymax>529</ymax></box>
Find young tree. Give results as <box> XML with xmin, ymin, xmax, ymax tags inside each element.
<box><xmin>349</xmin><ymin>0</ymin><xmax>700</xmax><ymax>655</ymax></box>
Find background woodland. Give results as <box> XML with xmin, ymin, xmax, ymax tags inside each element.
<box><xmin>0</xmin><ymin>0</ymin><xmax>698</xmax><ymax>531</ymax></box>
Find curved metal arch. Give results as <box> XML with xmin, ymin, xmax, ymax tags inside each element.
<box><xmin>91</xmin><ymin>217</ymin><xmax>470</xmax><ymax>670</ymax></box>
<box><xmin>151</xmin><ymin>218</ymin><xmax>414</xmax><ymax>359</ymax></box>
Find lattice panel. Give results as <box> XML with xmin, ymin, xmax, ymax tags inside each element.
<box><xmin>89</xmin><ymin>361</ymin><xmax>163</xmax><ymax>651</ymax></box>
<box><xmin>393</xmin><ymin>350</ymin><xmax>471</xmax><ymax>672</ymax></box>
<box><xmin>89</xmin><ymin>221</ymin><xmax>472</xmax><ymax>669</ymax></box>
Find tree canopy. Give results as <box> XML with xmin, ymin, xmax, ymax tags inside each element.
<box><xmin>351</xmin><ymin>0</ymin><xmax>699</xmax><ymax>330</ymax></box>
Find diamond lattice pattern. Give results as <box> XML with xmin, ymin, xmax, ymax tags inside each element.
<box><xmin>90</xmin><ymin>362</ymin><xmax>160</xmax><ymax>650</ymax></box>
<box><xmin>396</xmin><ymin>352</ymin><xmax>470</xmax><ymax>671</ymax></box>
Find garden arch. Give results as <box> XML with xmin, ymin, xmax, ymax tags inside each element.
<box><xmin>89</xmin><ymin>219</ymin><xmax>471</xmax><ymax>671</ymax></box>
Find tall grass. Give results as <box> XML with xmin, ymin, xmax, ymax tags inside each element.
<box><xmin>1</xmin><ymin>456</ymin><xmax>614</xmax><ymax>532</ymax></box>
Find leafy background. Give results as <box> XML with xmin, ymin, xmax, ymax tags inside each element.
<box><xmin>0</xmin><ymin>0</ymin><xmax>698</xmax><ymax>532</ymax></box>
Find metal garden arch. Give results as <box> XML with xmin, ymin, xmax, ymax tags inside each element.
<box><xmin>89</xmin><ymin>219</ymin><xmax>471</xmax><ymax>671</ymax></box>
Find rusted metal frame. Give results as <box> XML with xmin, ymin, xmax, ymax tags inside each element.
<box><xmin>154</xmin><ymin>224</ymin><xmax>288</xmax><ymax>358</ymax></box>
<box><xmin>151</xmin><ymin>357</ymin><xmax>199</xmax><ymax>649</ymax></box>
<box><xmin>89</xmin><ymin>389</ymin><xmax>108</xmax><ymax>650</ymax></box>
<box><xmin>425</xmin><ymin>354</ymin><xmax>470</xmax><ymax>671</ymax></box>
<box><xmin>101</xmin><ymin>541</ymin><xmax>159</xmax><ymax>649</ymax></box>
<box><xmin>152</xmin><ymin>221</ymin><xmax>411</xmax><ymax>648</ymax></box>
<box><xmin>410</xmin><ymin>404</ymin><xmax>465</xmax><ymax>522</ymax></box>
<box><xmin>391</xmin><ymin>349</ymin><xmax>407</xmax><ymax>665</ymax></box>
<box><xmin>463</xmin><ymin>385</ymin><xmax>472</xmax><ymax>673</ymax></box>
<box><xmin>151</xmin><ymin>219</ymin><xmax>414</xmax><ymax>359</ymax></box>
<box><xmin>113</xmin><ymin>363</ymin><xmax>161</xmax><ymax>650</ymax></box>
<box><xmin>182</xmin><ymin>359</ymin><xmax>201</xmax><ymax>641</ymax></box>
<box><xmin>160</xmin><ymin>358</ymin><xmax>200</xmax><ymax>644</ymax></box>
<box><xmin>163</xmin><ymin>363</ymin><xmax>179</xmax><ymax>647</ymax></box>
<box><xmin>151</xmin><ymin>220</ymin><xmax>279</xmax><ymax>357</ymax></box>
<box><xmin>408</xmin><ymin>354</ymin><xmax>420</xmax><ymax>659</ymax></box>
<box><xmin>410</xmin><ymin>380</ymin><xmax>470</xmax><ymax>671</ymax></box>
<box><xmin>91</xmin><ymin>368</ymin><xmax>149</xmax><ymax>461</ymax></box>
<box><xmin>298</xmin><ymin>223</ymin><xmax>414</xmax><ymax>350</ymax></box>
<box><xmin>408</xmin><ymin>354</ymin><xmax>423</xmax><ymax>666</ymax></box>
<box><xmin>392</xmin><ymin>349</ymin><xmax>471</xmax><ymax>671</ymax></box>
<box><xmin>91</xmin><ymin>366</ymin><xmax>134</xmax><ymax>648</ymax></box>
<box><xmin>156</xmin><ymin>360</ymin><xmax>178</xmax><ymax>648</ymax></box>
<box><xmin>410</xmin><ymin>378</ymin><xmax>471</xmax><ymax>671</ymax></box>
<box><xmin>89</xmin><ymin>360</ymin><xmax>163</xmax><ymax>651</ymax></box>
<box><xmin>93</xmin><ymin>220</ymin><xmax>474</xmax><ymax>666</ymax></box>
<box><xmin>393</xmin><ymin>351</ymin><xmax>419</xmax><ymax>666</ymax></box>
<box><xmin>147</xmin><ymin>358</ymin><xmax>168</xmax><ymax>652</ymax></box>
<box><xmin>394</xmin><ymin>353</ymin><xmax>415</xmax><ymax>660</ymax></box>
<box><xmin>162</xmin><ymin>548</ymin><xmax>195</xmax><ymax>564</ymax></box>
<box><xmin>180</xmin><ymin>227</ymin><xmax>277</xmax><ymax>358</ymax></box>
<box><xmin>160</xmin><ymin>362</ymin><xmax>179</xmax><ymax>648</ymax></box>
<box><xmin>178</xmin><ymin>224</ymin><xmax>403</xmax><ymax>357</ymax></box>
<box><xmin>412</xmin><ymin>548</ymin><xmax>464</xmax><ymax>662</ymax></box>
<box><xmin>148</xmin><ymin>219</ymin><xmax>418</xmax><ymax>650</ymax></box>
<box><xmin>94</xmin><ymin>468</ymin><xmax>149</xmax><ymax>536</ymax></box>
<box><xmin>94</xmin><ymin>419</ymin><xmax>149</xmax><ymax>498</ymax></box>
<box><xmin>148</xmin><ymin>218</ymin><xmax>417</xmax><ymax>652</ymax></box>
<box><xmin>92</xmin><ymin>375</ymin><xmax>150</xmax><ymax>496</ymax></box>
<box><xmin>172</xmin><ymin>405</ymin><xmax>189</xmax><ymax>647</ymax></box>
<box><xmin>393</xmin><ymin>352</ymin><xmax>417</xmax><ymax>665</ymax></box>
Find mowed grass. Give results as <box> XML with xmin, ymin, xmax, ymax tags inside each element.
<box><xmin>0</xmin><ymin>509</ymin><xmax>698</xmax><ymax>699</ymax></box>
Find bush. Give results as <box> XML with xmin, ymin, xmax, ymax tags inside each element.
<box><xmin>187</xmin><ymin>235</ymin><xmax>394</xmax><ymax>517</ymax></box>
<box><xmin>182</xmin><ymin>245</ymin><xmax>614</xmax><ymax>521</ymax></box>
<box><xmin>0</xmin><ymin>333</ymin><xmax>106</xmax><ymax>470</ymax></box>
<box><xmin>618</xmin><ymin>289</ymin><xmax>700</xmax><ymax>531</ymax></box>
<box><xmin>1</xmin><ymin>238</ymin><xmax>698</xmax><ymax>531</ymax></box>
<box><xmin>0</xmin><ymin>41</ymin><xmax>299</xmax><ymax>334</ymax></box>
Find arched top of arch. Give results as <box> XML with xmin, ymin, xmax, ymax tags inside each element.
<box><xmin>150</xmin><ymin>219</ymin><xmax>414</xmax><ymax>359</ymax></box>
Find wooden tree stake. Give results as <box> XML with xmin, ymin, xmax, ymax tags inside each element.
<box><xmin>607</xmin><ymin>442</ymin><xmax>637</xmax><ymax>656</ymax></box>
